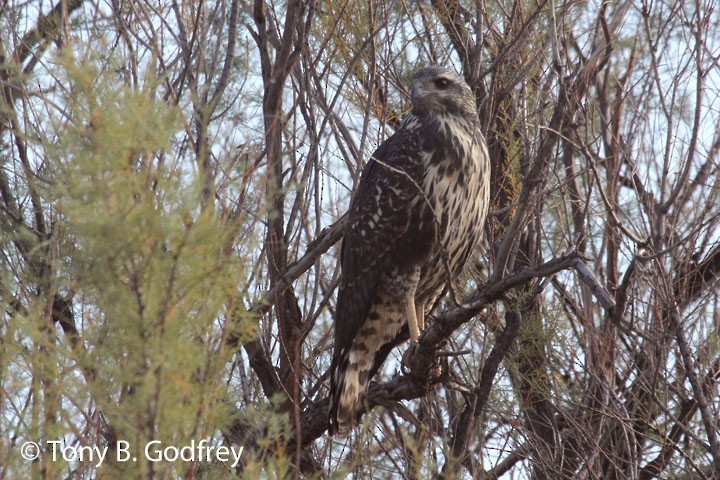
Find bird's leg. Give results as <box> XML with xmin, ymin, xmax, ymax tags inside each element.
<box><xmin>404</xmin><ymin>300</ymin><xmax>429</xmax><ymax>376</ymax></box>
<box><xmin>403</xmin><ymin>300</ymin><xmax>445</xmax><ymax>381</ymax></box>
<box><xmin>406</xmin><ymin>294</ymin><xmax>421</xmax><ymax>342</ymax></box>
<box><xmin>416</xmin><ymin>304</ymin><xmax>425</xmax><ymax>333</ymax></box>
<box><xmin>403</xmin><ymin>270</ymin><xmax>423</xmax><ymax>374</ymax></box>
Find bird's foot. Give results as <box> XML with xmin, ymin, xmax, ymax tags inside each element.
<box><xmin>401</xmin><ymin>342</ymin><xmax>419</xmax><ymax>375</ymax></box>
<box><xmin>401</xmin><ymin>341</ymin><xmax>445</xmax><ymax>383</ymax></box>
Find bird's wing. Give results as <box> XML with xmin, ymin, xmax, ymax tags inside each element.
<box><xmin>332</xmin><ymin>127</ymin><xmax>437</xmax><ymax>355</ymax></box>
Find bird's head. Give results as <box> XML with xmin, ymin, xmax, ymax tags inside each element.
<box><xmin>410</xmin><ymin>66</ymin><xmax>477</xmax><ymax>119</ymax></box>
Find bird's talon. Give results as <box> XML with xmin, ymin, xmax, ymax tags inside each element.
<box><xmin>401</xmin><ymin>342</ymin><xmax>418</xmax><ymax>374</ymax></box>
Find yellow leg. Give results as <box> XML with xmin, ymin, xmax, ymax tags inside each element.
<box><xmin>417</xmin><ymin>305</ymin><xmax>424</xmax><ymax>333</ymax></box>
<box><xmin>406</xmin><ymin>295</ymin><xmax>421</xmax><ymax>342</ymax></box>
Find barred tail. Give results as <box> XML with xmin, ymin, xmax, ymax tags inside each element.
<box><xmin>329</xmin><ymin>295</ymin><xmax>408</xmax><ymax>436</ymax></box>
<box><xmin>329</xmin><ymin>348</ymin><xmax>372</xmax><ymax>436</ymax></box>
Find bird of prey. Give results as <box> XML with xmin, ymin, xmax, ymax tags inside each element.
<box><xmin>328</xmin><ymin>66</ymin><xmax>491</xmax><ymax>436</ymax></box>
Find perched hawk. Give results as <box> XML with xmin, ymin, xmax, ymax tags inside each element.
<box><xmin>329</xmin><ymin>66</ymin><xmax>491</xmax><ymax>436</ymax></box>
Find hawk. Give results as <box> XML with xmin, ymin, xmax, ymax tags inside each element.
<box><xmin>329</xmin><ymin>66</ymin><xmax>490</xmax><ymax>436</ymax></box>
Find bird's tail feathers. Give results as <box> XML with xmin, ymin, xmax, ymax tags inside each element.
<box><xmin>329</xmin><ymin>349</ymin><xmax>372</xmax><ymax>436</ymax></box>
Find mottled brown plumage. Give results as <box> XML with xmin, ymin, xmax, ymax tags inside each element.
<box><xmin>329</xmin><ymin>66</ymin><xmax>490</xmax><ymax>436</ymax></box>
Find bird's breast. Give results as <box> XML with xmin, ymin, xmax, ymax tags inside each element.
<box><xmin>419</xmin><ymin>119</ymin><xmax>490</xmax><ymax>277</ymax></box>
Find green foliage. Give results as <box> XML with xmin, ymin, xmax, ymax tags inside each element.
<box><xmin>0</xmin><ymin>53</ymin><xmax>260</xmax><ymax>478</ymax></box>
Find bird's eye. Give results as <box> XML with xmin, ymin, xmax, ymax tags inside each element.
<box><xmin>434</xmin><ymin>78</ymin><xmax>450</xmax><ymax>89</ymax></box>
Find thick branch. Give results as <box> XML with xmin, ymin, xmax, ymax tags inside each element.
<box><xmin>12</xmin><ymin>0</ymin><xmax>85</xmax><ymax>66</ymax></box>
<box><xmin>229</xmin><ymin>215</ymin><xmax>348</xmax><ymax>399</ymax></box>
<box><xmin>678</xmin><ymin>244</ymin><xmax>720</xmax><ymax>304</ymax></box>
<box><xmin>250</xmin><ymin>215</ymin><xmax>348</xmax><ymax>318</ymax></box>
